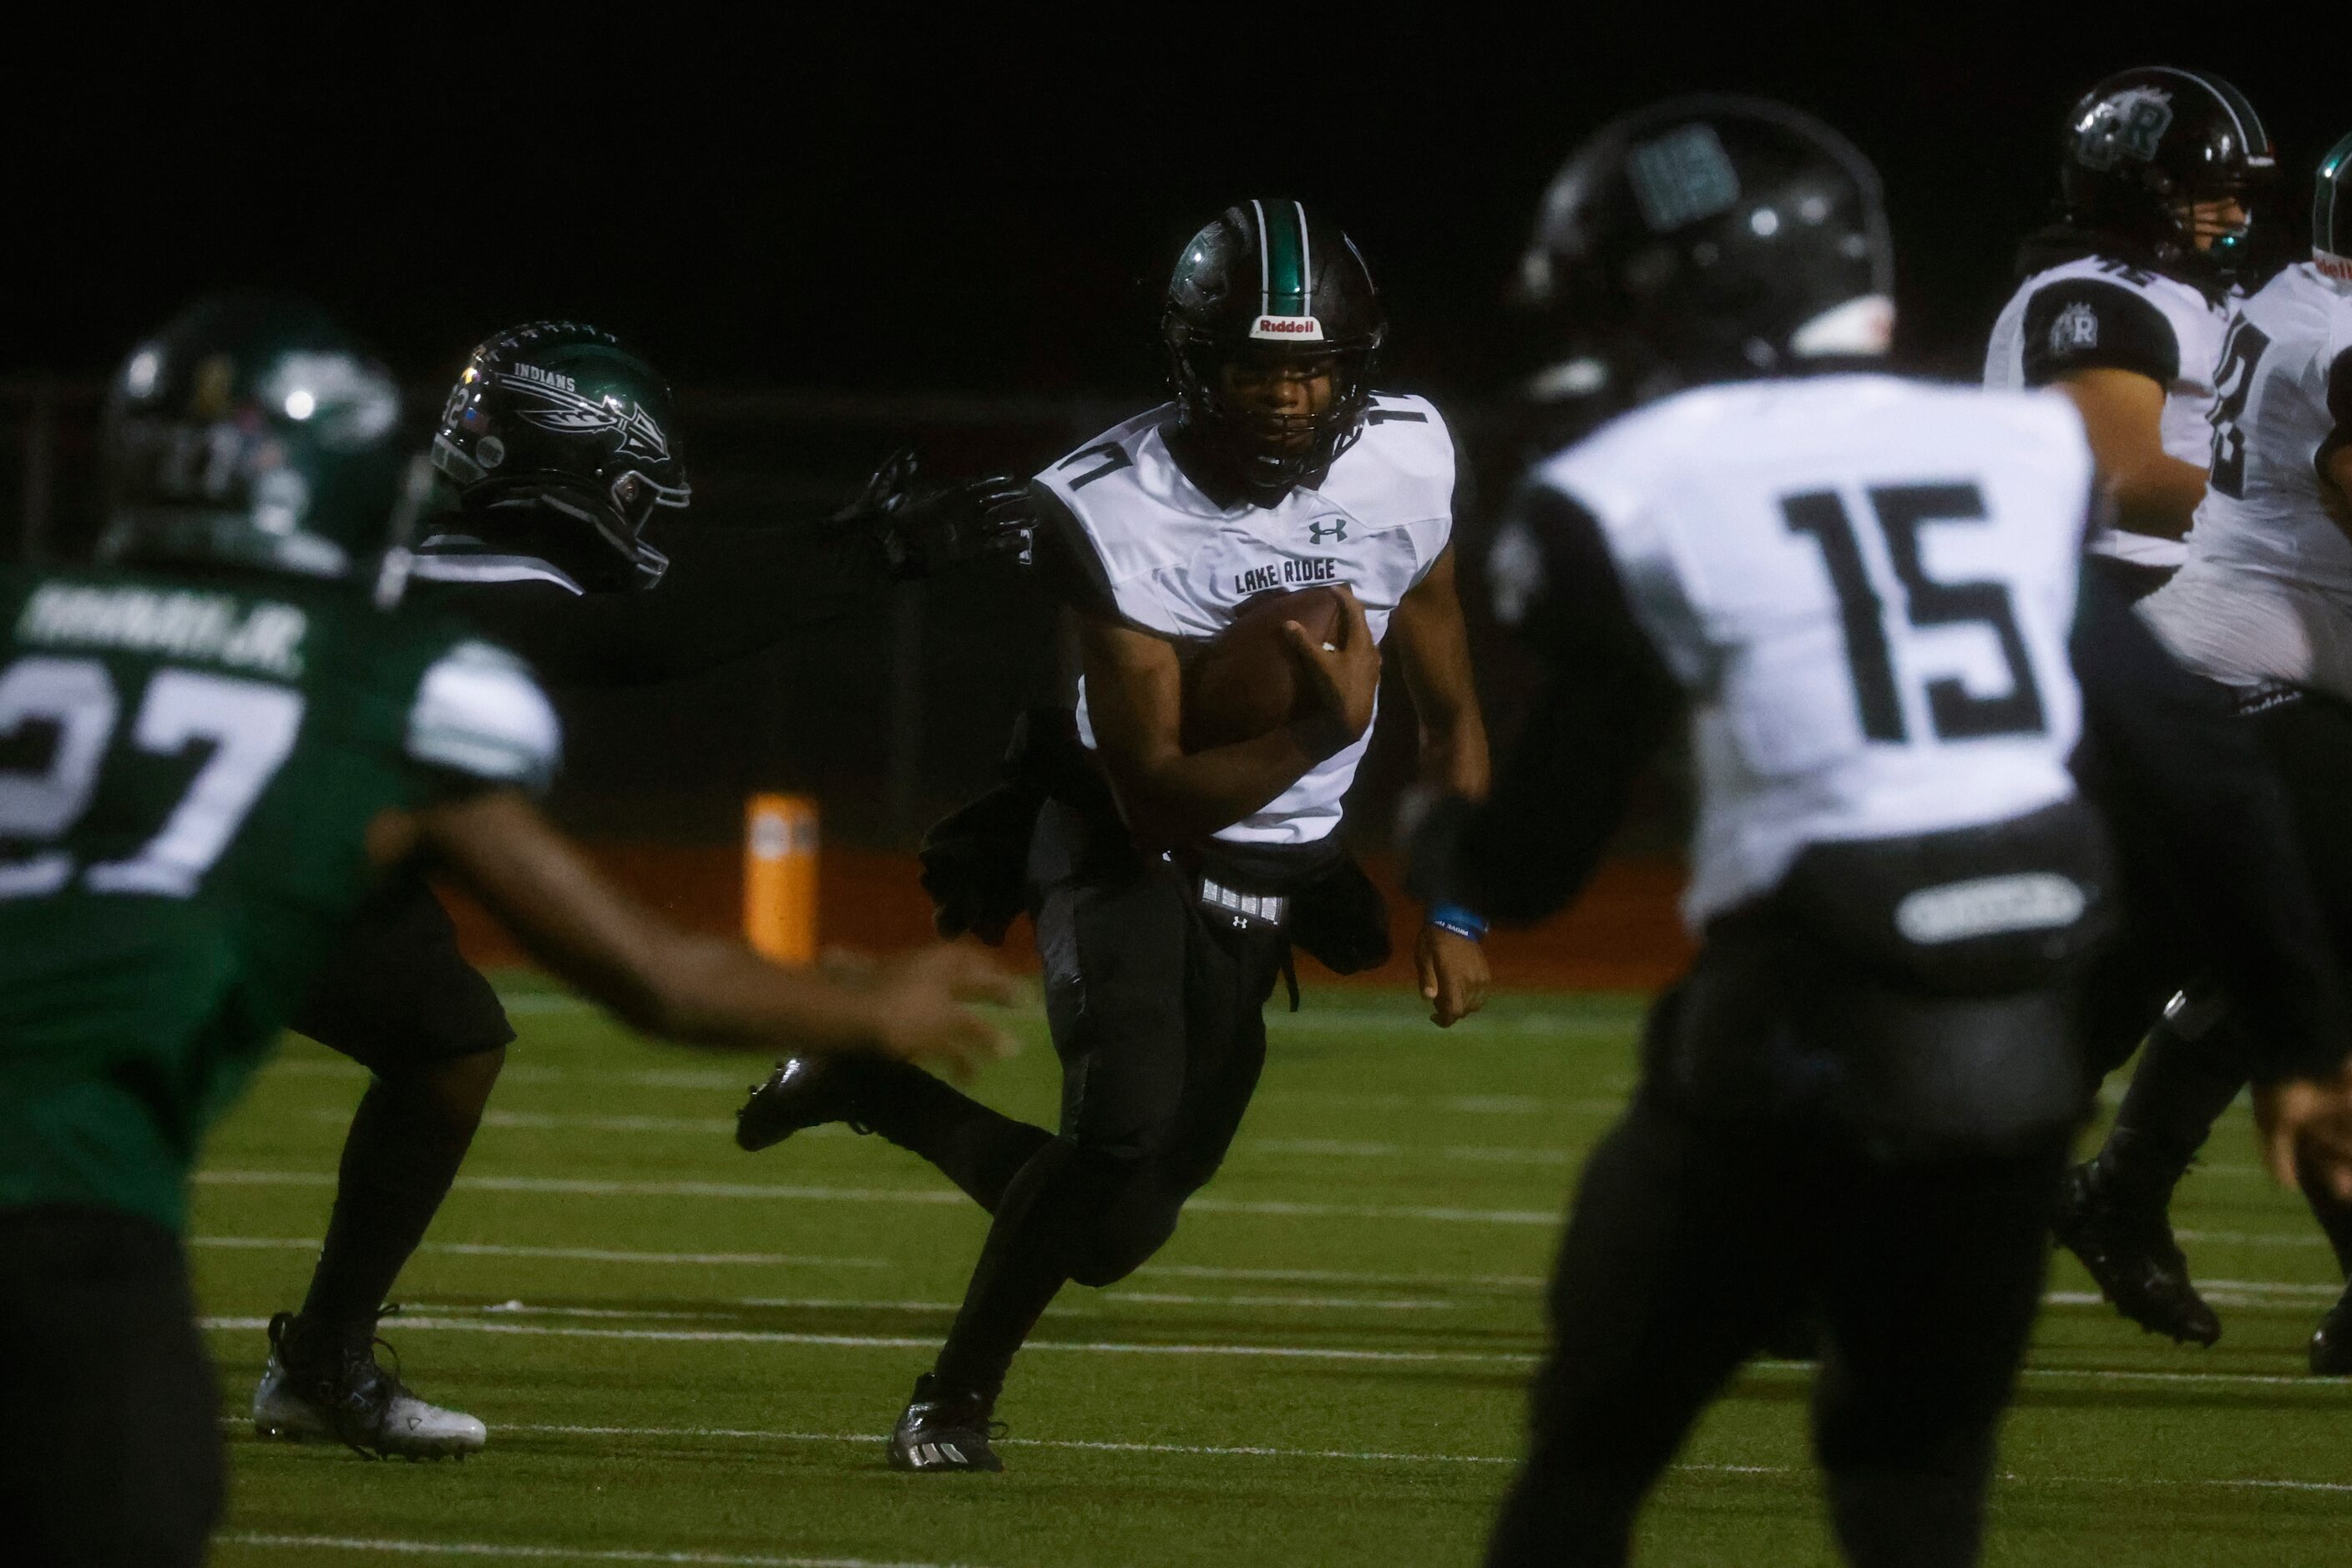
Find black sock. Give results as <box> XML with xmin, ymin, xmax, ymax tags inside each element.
<box><xmin>856</xmin><ymin>1059</ymin><xmax>1054</xmax><ymax>1212</ymax></box>
<box><xmin>299</xmin><ymin>1075</ymin><xmax>482</xmax><ymax>1342</ymax></box>
<box><xmin>931</xmin><ymin>1141</ymin><xmax>1095</xmax><ymax>1401</ymax></box>
<box><xmin>2099</xmin><ymin>1011</ymin><xmax>2253</xmax><ymax>1202</ymax></box>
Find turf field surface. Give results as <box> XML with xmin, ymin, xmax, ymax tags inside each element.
<box><xmin>193</xmin><ymin>979</ymin><xmax>2352</xmax><ymax>1566</ymax></box>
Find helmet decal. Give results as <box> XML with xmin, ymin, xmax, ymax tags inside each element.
<box><xmin>2075</xmin><ymin>86</ymin><xmax>2174</xmax><ymax>170</ymax></box>
<box><xmin>497</xmin><ymin>367</ymin><xmax>675</xmax><ymax>466</ymax></box>
<box><xmin>1626</xmin><ymin>123</ymin><xmax>1743</xmax><ymax>232</ymax></box>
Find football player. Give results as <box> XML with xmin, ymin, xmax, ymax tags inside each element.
<box><xmin>0</xmin><ymin>297</ymin><xmax>1015</xmax><ymax>1565</ymax></box>
<box><xmin>254</xmin><ymin>321</ymin><xmax>1030</xmax><ymax>1457</ymax></box>
<box><xmin>2065</xmin><ymin>134</ymin><xmax>2352</xmax><ymax>1368</ymax></box>
<box><xmin>1985</xmin><ymin>66</ymin><xmax>2276</xmax><ymax>600</ymax></box>
<box><xmin>734</xmin><ymin>200</ymin><xmax>1494</xmax><ymax>1472</ymax></box>
<box><xmin>1411</xmin><ymin>99</ymin><xmax>2352</xmax><ymax>1566</ymax></box>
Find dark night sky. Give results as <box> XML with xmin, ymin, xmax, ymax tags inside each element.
<box><xmin>15</xmin><ymin>17</ymin><xmax>2345</xmax><ymax>400</ymax></box>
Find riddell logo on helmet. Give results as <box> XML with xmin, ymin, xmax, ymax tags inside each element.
<box><xmin>1250</xmin><ymin>315</ymin><xmax>1325</xmax><ymax>341</ymax></box>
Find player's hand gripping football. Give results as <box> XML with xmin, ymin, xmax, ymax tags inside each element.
<box><xmin>863</xmin><ymin>942</ymin><xmax>1028</xmax><ymax>1082</ymax></box>
<box><xmin>2254</xmin><ymin>1062</ymin><xmax>2352</xmax><ymax>1201</ymax></box>
<box><xmin>1282</xmin><ymin>583</ymin><xmax>1380</xmax><ymax>761</ymax></box>
<box><xmin>1416</xmin><ymin>924</ymin><xmax>1490</xmax><ymax>1029</ymax></box>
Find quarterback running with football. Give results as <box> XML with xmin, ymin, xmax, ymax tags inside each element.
<box><xmin>254</xmin><ymin>321</ymin><xmax>1031</xmax><ymax>1458</ymax></box>
<box><xmin>0</xmin><ymin>298</ymin><xmax>1014</xmax><ymax>1565</ymax></box>
<box><xmin>735</xmin><ymin>200</ymin><xmax>1495</xmax><ymax>1472</ymax></box>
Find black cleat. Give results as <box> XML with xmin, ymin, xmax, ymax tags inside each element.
<box><xmin>886</xmin><ymin>1373</ymin><xmax>1004</xmax><ymax>1473</ymax></box>
<box><xmin>2310</xmin><ymin>1284</ymin><xmax>2352</xmax><ymax>1377</ymax></box>
<box><xmin>2051</xmin><ymin>1159</ymin><xmax>2222</xmax><ymax>1347</ymax></box>
<box><xmin>735</xmin><ymin>1055</ymin><xmax>868</xmax><ymax>1152</ymax></box>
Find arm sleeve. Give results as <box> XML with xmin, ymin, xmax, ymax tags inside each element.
<box><xmin>405</xmin><ymin>640</ymin><xmax>563</xmax><ymax>797</ymax></box>
<box><xmin>1409</xmin><ymin>484</ymin><xmax>1681</xmax><ymax>923</ymax></box>
<box><xmin>2020</xmin><ymin>279</ymin><xmax>2182</xmax><ymax>387</ymax></box>
<box><xmin>2071</xmin><ymin>568</ymin><xmax>2352</xmax><ymax>1080</ymax></box>
<box><xmin>448</xmin><ymin>519</ymin><xmax>895</xmax><ymax>690</ymax></box>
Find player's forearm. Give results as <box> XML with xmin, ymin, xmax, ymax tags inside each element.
<box><xmin>1107</xmin><ymin>726</ymin><xmax>1325</xmax><ymax>850</ymax></box>
<box><xmin>2104</xmin><ymin>455</ymin><xmax>2209</xmax><ymax>540</ymax></box>
<box><xmin>606</xmin><ymin>933</ymin><xmax>888</xmax><ymax>1054</ymax></box>
<box><xmin>1417</xmin><ymin>708</ymin><xmax>1491</xmax><ymax>802</ymax></box>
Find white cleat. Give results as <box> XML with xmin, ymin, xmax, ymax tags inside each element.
<box><xmin>253</xmin><ymin>1312</ymin><xmax>487</xmax><ymax>1460</ymax></box>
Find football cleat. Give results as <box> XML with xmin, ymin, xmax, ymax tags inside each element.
<box><xmin>2310</xmin><ymin>1284</ymin><xmax>2352</xmax><ymax>1377</ymax></box>
<box><xmin>886</xmin><ymin>1373</ymin><xmax>1005</xmax><ymax>1473</ymax></box>
<box><xmin>253</xmin><ymin>1311</ymin><xmax>487</xmax><ymax>1460</ymax></box>
<box><xmin>2051</xmin><ymin>1160</ymin><xmax>2221</xmax><ymax>1347</ymax></box>
<box><xmin>735</xmin><ymin>1055</ymin><xmax>868</xmax><ymax>1152</ymax></box>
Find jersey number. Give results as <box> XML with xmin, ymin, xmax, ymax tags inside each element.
<box><xmin>1780</xmin><ymin>483</ymin><xmax>2047</xmax><ymax>744</ymax></box>
<box><xmin>0</xmin><ymin>656</ymin><xmax>304</xmax><ymax>900</ymax></box>
<box><xmin>2207</xmin><ymin>317</ymin><xmax>2272</xmax><ymax>500</ymax></box>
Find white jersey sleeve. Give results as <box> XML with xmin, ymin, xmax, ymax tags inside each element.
<box><xmin>1536</xmin><ymin>374</ymin><xmax>2089</xmax><ymax>928</ymax></box>
<box><xmin>405</xmin><ymin>639</ymin><xmax>562</xmax><ymax>792</ymax></box>
<box><xmin>1035</xmin><ymin>395</ymin><xmax>1456</xmax><ymax>845</ymax></box>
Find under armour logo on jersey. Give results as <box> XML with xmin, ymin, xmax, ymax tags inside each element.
<box><xmin>2050</xmin><ymin>302</ymin><xmax>2100</xmax><ymax>355</ymax></box>
<box><xmin>1308</xmin><ymin>518</ymin><xmax>1348</xmax><ymax>544</ymax></box>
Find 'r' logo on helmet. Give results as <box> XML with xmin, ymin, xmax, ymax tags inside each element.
<box><xmin>2078</xmin><ymin>88</ymin><xmax>2174</xmax><ymax>169</ymax></box>
<box><xmin>1308</xmin><ymin>519</ymin><xmax>1348</xmax><ymax>544</ymax></box>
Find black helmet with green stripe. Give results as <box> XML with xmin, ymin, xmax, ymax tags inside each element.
<box><xmin>431</xmin><ymin>321</ymin><xmax>690</xmax><ymax>591</ymax></box>
<box><xmin>2316</xmin><ymin>131</ymin><xmax>2352</xmax><ymax>276</ymax></box>
<box><xmin>99</xmin><ymin>295</ymin><xmax>420</xmax><ymax>604</ymax></box>
<box><xmin>1163</xmin><ymin>200</ymin><xmax>1387</xmax><ymax>506</ymax></box>
<box><xmin>2056</xmin><ymin>66</ymin><xmax>2276</xmax><ymax>283</ymax></box>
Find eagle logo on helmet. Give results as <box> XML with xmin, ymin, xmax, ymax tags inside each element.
<box><xmin>2076</xmin><ymin>88</ymin><xmax>2174</xmax><ymax>171</ymax></box>
<box><xmin>496</xmin><ymin>369</ymin><xmax>675</xmax><ymax>464</ymax></box>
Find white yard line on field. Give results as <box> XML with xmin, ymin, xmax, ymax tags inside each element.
<box><xmin>195</xmin><ymin>1315</ymin><xmax>2352</xmax><ymax>1388</ymax></box>
<box><xmin>218</xmin><ymin>1532</ymin><xmax>981</xmax><ymax>1568</ymax></box>
<box><xmin>194</xmin><ymin>1169</ymin><xmax>1563</xmax><ymax>1224</ymax></box>
<box><xmin>189</xmin><ymin>1237</ymin><xmax>896</xmax><ymax>1268</ymax></box>
<box><xmin>470</xmin><ymin>1422</ymin><xmax>2352</xmax><ymax>1495</ymax></box>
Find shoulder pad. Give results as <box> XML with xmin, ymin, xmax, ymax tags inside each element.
<box><xmin>406</xmin><ymin>639</ymin><xmax>561</xmax><ymax>792</ymax></box>
<box><xmin>2021</xmin><ymin>275</ymin><xmax>2182</xmax><ymax>387</ymax></box>
<box><xmin>1315</xmin><ymin>393</ymin><xmax>1454</xmax><ymax>529</ymax></box>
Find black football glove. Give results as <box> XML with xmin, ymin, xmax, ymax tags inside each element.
<box><xmin>833</xmin><ymin>448</ymin><xmax>1034</xmax><ymax>579</ymax></box>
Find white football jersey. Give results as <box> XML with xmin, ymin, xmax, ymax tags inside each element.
<box><xmin>1985</xmin><ymin>255</ymin><xmax>2230</xmax><ymax>570</ymax></box>
<box><xmin>1034</xmin><ymin>395</ymin><xmax>1455</xmax><ymax>846</ymax></box>
<box><xmin>2137</xmin><ymin>265</ymin><xmax>2352</xmax><ymax>698</ymax></box>
<box><xmin>1532</xmin><ymin>374</ymin><xmax>2089</xmax><ymax>928</ymax></box>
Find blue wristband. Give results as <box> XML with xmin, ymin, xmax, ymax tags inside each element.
<box><xmin>1428</xmin><ymin>903</ymin><xmax>1487</xmax><ymax>941</ymax></box>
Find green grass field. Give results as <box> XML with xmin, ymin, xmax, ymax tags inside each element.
<box><xmin>191</xmin><ymin>979</ymin><xmax>2352</xmax><ymax>1567</ymax></box>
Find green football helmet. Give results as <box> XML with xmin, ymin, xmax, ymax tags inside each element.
<box><xmin>99</xmin><ymin>295</ymin><xmax>417</xmax><ymax>602</ymax></box>
<box><xmin>430</xmin><ymin>321</ymin><xmax>689</xmax><ymax>591</ymax></box>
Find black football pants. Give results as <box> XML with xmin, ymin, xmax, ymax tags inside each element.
<box><xmin>859</xmin><ymin>800</ymin><xmax>1288</xmax><ymax>1400</ymax></box>
<box><xmin>1485</xmin><ymin>1098</ymin><xmax>2067</xmax><ymax>1568</ymax></box>
<box><xmin>286</xmin><ymin>870</ymin><xmax>514</xmax><ymax>1339</ymax></box>
<box><xmin>0</xmin><ymin>1206</ymin><xmax>222</xmax><ymax>1568</ymax></box>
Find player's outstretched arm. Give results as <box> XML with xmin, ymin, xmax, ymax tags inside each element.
<box><xmin>2053</xmin><ymin>368</ymin><xmax>2211</xmax><ymax>540</ymax></box>
<box><xmin>1082</xmin><ymin>585</ymin><xmax>1380</xmax><ymax>850</ymax></box>
<box><xmin>376</xmin><ymin>792</ymin><xmax>1019</xmax><ymax>1078</ymax></box>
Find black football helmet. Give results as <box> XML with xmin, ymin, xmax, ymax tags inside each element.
<box><xmin>1519</xmin><ymin>96</ymin><xmax>1894</xmax><ymax>392</ymax></box>
<box><xmin>431</xmin><ymin>321</ymin><xmax>688</xmax><ymax>590</ymax></box>
<box><xmin>2317</xmin><ymin>131</ymin><xmax>2352</xmax><ymax>276</ymax></box>
<box><xmin>1163</xmin><ymin>200</ymin><xmax>1387</xmax><ymax>506</ymax></box>
<box><xmin>2057</xmin><ymin>67</ymin><xmax>2276</xmax><ymax>281</ymax></box>
<box><xmin>99</xmin><ymin>294</ymin><xmax>422</xmax><ymax>605</ymax></box>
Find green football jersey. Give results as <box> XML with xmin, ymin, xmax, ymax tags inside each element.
<box><xmin>0</xmin><ymin>563</ymin><xmax>559</xmax><ymax>1232</ymax></box>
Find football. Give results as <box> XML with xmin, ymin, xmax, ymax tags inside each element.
<box><xmin>1180</xmin><ymin>586</ymin><xmax>1346</xmax><ymax>752</ymax></box>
